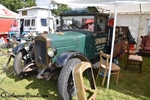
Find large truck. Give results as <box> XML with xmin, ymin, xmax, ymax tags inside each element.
<box><xmin>9</xmin><ymin>6</ymin><xmax>58</xmax><ymax>40</ymax></box>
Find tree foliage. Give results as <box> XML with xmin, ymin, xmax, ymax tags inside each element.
<box><xmin>0</xmin><ymin>0</ymin><xmax>36</xmax><ymax>12</ymax></box>
<box><xmin>87</xmin><ymin>7</ymin><xmax>99</xmax><ymax>12</ymax></box>
<box><xmin>51</xmin><ymin>3</ymin><xmax>71</xmax><ymax>16</ymax></box>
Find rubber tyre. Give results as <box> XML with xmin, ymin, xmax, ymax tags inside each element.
<box><xmin>13</xmin><ymin>51</ymin><xmax>36</xmax><ymax>78</ymax></box>
<box><xmin>57</xmin><ymin>58</ymin><xmax>81</xmax><ymax>100</ymax></box>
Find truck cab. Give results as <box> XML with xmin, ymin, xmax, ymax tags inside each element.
<box><xmin>34</xmin><ymin>11</ymin><xmax>110</xmax><ymax>69</ymax></box>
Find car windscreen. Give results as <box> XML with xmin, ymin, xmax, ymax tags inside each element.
<box><xmin>62</xmin><ymin>16</ymin><xmax>94</xmax><ymax>32</ymax></box>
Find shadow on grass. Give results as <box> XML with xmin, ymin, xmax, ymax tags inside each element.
<box><xmin>1</xmin><ymin>54</ymin><xmax>150</xmax><ymax>100</ymax></box>
<box><xmin>25</xmin><ymin>76</ymin><xmax>58</xmax><ymax>100</ymax></box>
<box><xmin>1</xmin><ymin>63</ymin><xmax>59</xmax><ymax>100</ymax></box>
<box><xmin>94</xmin><ymin>55</ymin><xmax>150</xmax><ymax>100</ymax></box>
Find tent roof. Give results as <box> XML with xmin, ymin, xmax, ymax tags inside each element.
<box><xmin>97</xmin><ymin>3</ymin><xmax>150</xmax><ymax>14</ymax></box>
<box><xmin>0</xmin><ymin>4</ymin><xmax>18</xmax><ymax>18</ymax></box>
<box><xmin>52</xmin><ymin>0</ymin><xmax>150</xmax><ymax>6</ymax></box>
<box><xmin>52</xmin><ymin>0</ymin><xmax>150</xmax><ymax>14</ymax></box>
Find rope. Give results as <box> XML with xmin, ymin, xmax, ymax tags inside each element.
<box><xmin>0</xmin><ymin>55</ymin><xmax>14</xmax><ymax>83</ymax></box>
<box><xmin>0</xmin><ymin>87</ymin><xmax>22</xmax><ymax>100</ymax></box>
<box><xmin>0</xmin><ymin>56</ymin><xmax>22</xmax><ymax>100</ymax></box>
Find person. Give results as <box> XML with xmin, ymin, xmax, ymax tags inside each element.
<box><xmin>88</xmin><ymin>23</ymin><xmax>94</xmax><ymax>31</ymax></box>
<box><xmin>20</xmin><ymin>19</ymin><xmax>24</xmax><ymax>35</ymax></box>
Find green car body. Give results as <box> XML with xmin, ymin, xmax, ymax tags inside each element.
<box><xmin>35</xmin><ymin>31</ymin><xmax>107</xmax><ymax>67</ymax></box>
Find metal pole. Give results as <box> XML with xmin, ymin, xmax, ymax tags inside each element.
<box><xmin>136</xmin><ymin>3</ymin><xmax>141</xmax><ymax>50</ymax></box>
<box><xmin>106</xmin><ymin>5</ymin><xmax>118</xmax><ymax>89</ymax></box>
<box><xmin>48</xmin><ymin>0</ymin><xmax>52</xmax><ymax>34</ymax></box>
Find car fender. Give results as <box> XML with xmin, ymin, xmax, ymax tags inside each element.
<box><xmin>55</xmin><ymin>50</ymin><xmax>90</xmax><ymax>68</ymax></box>
<box><xmin>13</xmin><ymin>43</ymin><xmax>28</xmax><ymax>54</ymax></box>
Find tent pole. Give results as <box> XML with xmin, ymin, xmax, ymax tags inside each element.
<box><xmin>107</xmin><ymin>5</ymin><xmax>118</xmax><ymax>89</ymax></box>
<box><xmin>48</xmin><ymin>0</ymin><xmax>52</xmax><ymax>34</ymax></box>
<box><xmin>136</xmin><ymin>3</ymin><xmax>142</xmax><ymax>50</ymax></box>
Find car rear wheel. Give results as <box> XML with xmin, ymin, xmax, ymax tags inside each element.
<box><xmin>57</xmin><ymin>58</ymin><xmax>81</xmax><ymax>100</ymax></box>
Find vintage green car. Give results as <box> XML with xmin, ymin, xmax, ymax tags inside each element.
<box><xmin>13</xmin><ymin>12</ymin><xmax>110</xmax><ymax>100</ymax></box>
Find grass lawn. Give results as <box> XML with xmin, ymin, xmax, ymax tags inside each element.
<box><xmin>0</xmin><ymin>48</ymin><xmax>150</xmax><ymax>100</ymax></box>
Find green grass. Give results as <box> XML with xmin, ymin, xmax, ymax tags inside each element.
<box><xmin>0</xmin><ymin>49</ymin><xmax>150</xmax><ymax>100</ymax></box>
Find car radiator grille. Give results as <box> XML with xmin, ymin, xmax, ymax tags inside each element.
<box><xmin>35</xmin><ymin>40</ymin><xmax>47</xmax><ymax>65</ymax></box>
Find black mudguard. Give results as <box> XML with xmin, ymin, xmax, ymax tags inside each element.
<box><xmin>13</xmin><ymin>43</ymin><xmax>25</xmax><ymax>54</ymax></box>
<box><xmin>55</xmin><ymin>50</ymin><xmax>90</xmax><ymax>68</ymax></box>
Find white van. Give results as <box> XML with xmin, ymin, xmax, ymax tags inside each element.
<box><xmin>9</xmin><ymin>6</ymin><xmax>58</xmax><ymax>40</ymax></box>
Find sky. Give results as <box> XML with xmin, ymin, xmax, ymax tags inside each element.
<box><xmin>36</xmin><ymin>0</ymin><xmax>50</xmax><ymax>7</ymax></box>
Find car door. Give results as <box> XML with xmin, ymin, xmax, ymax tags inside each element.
<box><xmin>94</xmin><ymin>33</ymin><xmax>108</xmax><ymax>56</ymax></box>
<box><xmin>85</xmin><ymin>32</ymin><xmax>107</xmax><ymax>60</ymax></box>
<box><xmin>85</xmin><ymin>15</ymin><xmax>108</xmax><ymax>59</ymax></box>
<box><xmin>93</xmin><ymin>15</ymin><xmax>108</xmax><ymax>56</ymax></box>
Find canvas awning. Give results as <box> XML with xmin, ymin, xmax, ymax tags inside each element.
<box><xmin>0</xmin><ymin>4</ymin><xmax>18</xmax><ymax>33</ymax></box>
<box><xmin>97</xmin><ymin>3</ymin><xmax>150</xmax><ymax>14</ymax></box>
<box><xmin>0</xmin><ymin>4</ymin><xmax>18</xmax><ymax>18</ymax></box>
<box><xmin>52</xmin><ymin>0</ymin><xmax>150</xmax><ymax>6</ymax></box>
<box><xmin>52</xmin><ymin>0</ymin><xmax>150</xmax><ymax>88</ymax></box>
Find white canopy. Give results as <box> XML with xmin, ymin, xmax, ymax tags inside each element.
<box><xmin>52</xmin><ymin>0</ymin><xmax>150</xmax><ymax>14</ymax></box>
<box><xmin>52</xmin><ymin>0</ymin><xmax>150</xmax><ymax>88</ymax></box>
<box><xmin>53</xmin><ymin>0</ymin><xmax>150</xmax><ymax>6</ymax></box>
<box><xmin>99</xmin><ymin>3</ymin><xmax>150</xmax><ymax>14</ymax></box>
<box><xmin>0</xmin><ymin>4</ymin><xmax>18</xmax><ymax>18</ymax></box>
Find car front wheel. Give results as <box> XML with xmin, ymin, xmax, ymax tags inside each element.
<box><xmin>57</xmin><ymin>58</ymin><xmax>81</xmax><ymax>100</ymax></box>
<box><xmin>13</xmin><ymin>51</ymin><xmax>36</xmax><ymax>78</ymax></box>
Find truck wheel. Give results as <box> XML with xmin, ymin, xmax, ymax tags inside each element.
<box><xmin>57</xmin><ymin>58</ymin><xmax>81</xmax><ymax>100</ymax></box>
<box><xmin>13</xmin><ymin>51</ymin><xmax>35</xmax><ymax>78</ymax></box>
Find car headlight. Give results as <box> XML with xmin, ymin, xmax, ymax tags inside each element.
<box><xmin>47</xmin><ymin>46</ymin><xmax>56</xmax><ymax>57</ymax></box>
<box><xmin>24</xmin><ymin>43</ymin><xmax>30</xmax><ymax>51</ymax></box>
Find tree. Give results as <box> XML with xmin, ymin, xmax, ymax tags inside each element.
<box><xmin>51</xmin><ymin>3</ymin><xmax>71</xmax><ymax>16</ymax></box>
<box><xmin>25</xmin><ymin>0</ymin><xmax>36</xmax><ymax>7</ymax></box>
<box><xmin>0</xmin><ymin>0</ymin><xmax>36</xmax><ymax>13</ymax></box>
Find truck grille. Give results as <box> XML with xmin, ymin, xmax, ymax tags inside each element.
<box><xmin>35</xmin><ymin>40</ymin><xmax>47</xmax><ymax>65</ymax></box>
